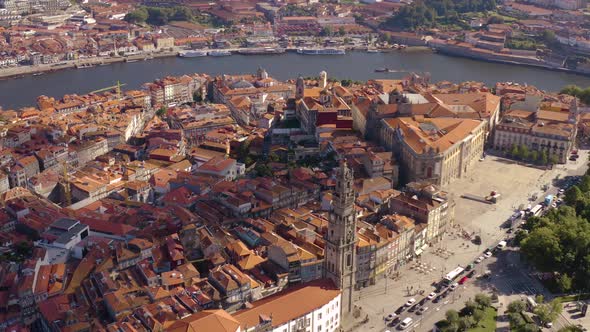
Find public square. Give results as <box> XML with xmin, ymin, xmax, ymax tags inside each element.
<box><xmin>349</xmin><ymin>151</ymin><xmax>590</xmax><ymax>332</ymax></box>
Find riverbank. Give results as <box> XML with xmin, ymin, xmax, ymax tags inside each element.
<box><xmin>432</xmin><ymin>46</ymin><xmax>590</xmax><ymax>79</ymax></box>
<box><xmin>0</xmin><ymin>51</ymin><xmax>178</xmax><ymax>80</ymax></box>
<box><xmin>0</xmin><ymin>46</ymin><xmax>432</xmax><ymax>81</ymax></box>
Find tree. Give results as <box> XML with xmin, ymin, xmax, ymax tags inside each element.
<box><xmin>338</xmin><ymin>26</ymin><xmax>346</xmax><ymax>36</ymax></box>
<box><xmin>473</xmin><ymin>308</ymin><xmax>485</xmax><ymax>324</ymax></box>
<box><xmin>464</xmin><ymin>299</ymin><xmax>477</xmax><ymax>315</ymax></box>
<box><xmin>458</xmin><ymin>316</ymin><xmax>474</xmax><ymax>330</ymax></box>
<box><xmin>530</xmin><ymin>150</ymin><xmax>539</xmax><ymax>163</ymax></box>
<box><xmin>520</xmin><ymin>144</ymin><xmax>529</xmax><ymax>161</ymax></box>
<box><xmin>540</xmin><ymin>150</ymin><xmax>548</xmax><ymax>165</ymax></box>
<box><xmin>557</xmin><ymin>273</ymin><xmax>573</xmax><ymax>293</ymax></box>
<box><xmin>534</xmin><ymin>300</ymin><xmax>560</xmax><ymax>324</ymax></box>
<box><xmin>13</xmin><ymin>241</ymin><xmax>32</xmax><ymax>257</ymax></box>
<box><xmin>509</xmin><ymin>312</ymin><xmax>526</xmax><ymax>330</ymax></box>
<box><xmin>268</xmin><ymin>152</ymin><xmax>280</xmax><ymax>162</ymax></box>
<box><xmin>320</xmin><ymin>26</ymin><xmax>332</xmax><ymax>36</ymax></box>
<box><xmin>507</xmin><ymin>300</ymin><xmax>527</xmax><ymax>313</ymax></box>
<box><xmin>579</xmin><ymin>175</ymin><xmax>590</xmax><ymax>192</ymax></box>
<box><xmin>564</xmin><ymin>185</ymin><xmax>583</xmax><ymax>206</ymax></box>
<box><xmin>488</xmin><ymin>15</ymin><xmax>504</xmax><ymax>24</ymax></box>
<box><xmin>550</xmin><ymin>155</ymin><xmax>559</xmax><ymax>165</ymax></box>
<box><xmin>521</xmin><ymin>227</ymin><xmax>562</xmax><ymax>271</ymax></box>
<box><xmin>156</xmin><ymin>107</ymin><xmax>167</xmax><ymax>117</ymax></box>
<box><xmin>474</xmin><ymin>293</ymin><xmax>492</xmax><ymax>309</ymax></box>
<box><xmin>125</xmin><ymin>7</ymin><xmax>149</xmax><ymax>24</ymax></box>
<box><xmin>446</xmin><ymin>309</ymin><xmax>460</xmax><ymax>325</ymax></box>
<box><xmin>511</xmin><ymin>144</ymin><xmax>521</xmax><ymax>159</ymax></box>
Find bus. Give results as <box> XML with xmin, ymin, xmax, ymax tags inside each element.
<box><xmin>443</xmin><ymin>266</ymin><xmax>465</xmax><ymax>285</ymax></box>
<box><xmin>528</xmin><ymin>204</ymin><xmax>543</xmax><ymax>217</ymax></box>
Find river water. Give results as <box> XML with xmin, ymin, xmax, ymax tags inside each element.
<box><xmin>2</xmin><ymin>51</ymin><xmax>590</xmax><ymax>110</ymax></box>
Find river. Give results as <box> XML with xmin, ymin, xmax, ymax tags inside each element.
<box><xmin>2</xmin><ymin>51</ymin><xmax>590</xmax><ymax>110</ymax></box>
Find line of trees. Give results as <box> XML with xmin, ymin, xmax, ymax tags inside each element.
<box><xmin>506</xmin><ymin>144</ymin><xmax>558</xmax><ymax>165</ymax></box>
<box><xmin>519</xmin><ymin>171</ymin><xmax>590</xmax><ymax>292</ymax></box>
<box><xmin>560</xmin><ymin>84</ymin><xmax>590</xmax><ymax>105</ymax></box>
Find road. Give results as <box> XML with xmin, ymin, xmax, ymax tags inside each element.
<box><xmin>351</xmin><ymin>150</ymin><xmax>590</xmax><ymax>332</ymax></box>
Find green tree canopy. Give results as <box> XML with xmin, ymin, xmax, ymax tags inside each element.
<box><xmin>474</xmin><ymin>293</ymin><xmax>492</xmax><ymax>309</ymax></box>
<box><xmin>507</xmin><ymin>300</ymin><xmax>527</xmax><ymax>313</ymax></box>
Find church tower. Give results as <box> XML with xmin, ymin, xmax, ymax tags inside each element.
<box><xmin>325</xmin><ymin>161</ymin><xmax>357</xmax><ymax>314</ymax></box>
<box><xmin>296</xmin><ymin>75</ymin><xmax>304</xmax><ymax>100</ymax></box>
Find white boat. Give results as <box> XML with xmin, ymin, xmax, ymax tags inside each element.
<box><xmin>178</xmin><ymin>50</ymin><xmax>208</xmax><ymax>57</ymax></box>
<box><xmin>208</xmin><ymin>50</ymin><xmax>232</xmax><ymax>57</ymax></box>
<box><xmin>297</xmin><ymin>48</ymin><xmax>346</xmax><ymax>55</ymax></box>
<box><xmin>367</xmin><ymin>48</ymin><xmax>381</xmax><ymax>53</ymax></box>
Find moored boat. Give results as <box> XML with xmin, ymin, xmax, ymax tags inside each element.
<box><xmin>296</xmin><ymin>48</ymin><xmax>346</xmax><ymax>55</ymax></box>
<box><xmin>208</xmin><ymin>50</ymin><xmax>232</xmax><ymax>57</ymax></box>
<box><xmin>178</xmin><ymin>50</ymin><xmax>208</xmax><ymax>57</ymax></box>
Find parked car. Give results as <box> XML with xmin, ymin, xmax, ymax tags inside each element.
<box><xmin>449</xmin><ymin>283</ymin><xmax>459</xmax><ymax>290</ymax></box>
<box><xmin>408</xmin><ymin>304</ymin><xmax>420</xmax><ymax>312</ymax></box>
<box><xmin>427</xmin><ymin>292</ymin><xmax>437</xmax><ymax>300</ymax></box>
<box><xmin>388</xmin><ymin>317</ymin><xmax>401</xmax><ymax>327</ymax></box>
<box><xmin>417</xmin><ymin>306</ymin><xmax>429</xmax><ymax>315</ymax></box>
<box><xmin>475</xmin><ymin>256</ymin><xmax>484</xmax><ymax>263</ymax></box>
<box><xmin>384</xmin><ymin>313</ymin><xmax>397</xmax><ymax>321</ymax></box>
<box><xmin>484</xmin><ymin>251</ymin><xmax>493</xmax><ymax>258</ymax></box>
<box><xmin>458</xmin><ymin>276</ymin><xmax>469</xmax><ymax>285</ymax></box>
<box><xmin>404</xmin><ymin>298</ymin><xmax>416</xmax><ymax>307</ymax></box>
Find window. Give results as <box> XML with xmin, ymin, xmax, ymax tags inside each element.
<box><xmin>318</xmin><ymin>313</ymin><xmax>322</xmax><ymax>320</ymax></box>
<box><xmin>317</xmin><ymin>325</ymin><xmax>322</xmax><ymax>332</ymax></box>
<box><xmin>346</xmin><ymin>254</ymin><xmax>352</xmax><ymax>267</ymax></box>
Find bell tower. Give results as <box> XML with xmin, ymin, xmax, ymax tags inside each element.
<box><xmin>325</xmin><ymin>160</ymin><xmax>357</xmax><ymax>314</ymax></box>
<box><xmin>296</xmin><ymin>75</ymin><xmax>304</xmax><ymax>100</ymax></box>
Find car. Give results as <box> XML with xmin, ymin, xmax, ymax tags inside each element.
<box><xmin>545</xmin><ymin>322</ymin><xmax>553</xmax><ymax>328</ymax></box>
<box><xmin>458</xmin><ymin>276</ymin><xmax>469</xmax><ymax>285</ymax></box>
<box><xmin>484</xmin><ymin>252</ymin><xmax>493</xmax><ymax>258</ymax></box>
<box><xmin>395</xmin><ymin>306</ymin><xmax>405</xmax><ymax>314</ymax></box>
<box><xmin>404</xmin><ymin>298</ymin><xmax>416</xmax><ymax>307</ymax></box>
<box><xmin>559</xmin><ymin>189</ymin><xmax>565</xmax><ymax>195</ymax></box>
<box><xmin>433</xmin><ymin>295</ymin><xmax>443</xmax><ymax>303</ymax></box>
<box><xmin>427</xmin><ymin>292</ymin><xmax>437</xmax><ymax>300</ymax></box>
<box><xmin>408</xmin><ymin>304</ymin><xmax>420</xmax><ymax>312</ymax></box>
<box><xmin>388</xmin><ymin>317</ymin><xmax>401</xmax><ymax>327</ymax></box>
<box><xmin>570</xmin><ymin>156</ymin><xmax>577</xmax><ymax>161</ymax></box>
<box><xmin>418</xmin><ymin>298</ymin><xmax>428</xmax><ymax>306</ymax></box>
<box><xmin>449</xmin><ymin>283</ymin><xmax>459</xmax><ymax>290</ymax></box>
<box><xmin>467</xmin><ymin>270</ymin><xmax>476</xmax><ymax>278</ymax></box>
<box><xmin>417</xmin><ymin>306</ymin><xmax>429</xmax><ymax>315</ymax></box>
<box><xmin>384</xmin><ymin>313</ymin><xmax>397</xmax><ymax>321</ymax></box>
<box><xmin>475</xmin><ymin>256</ymin><xmax>484</xmax><ymax>263</ymax></box>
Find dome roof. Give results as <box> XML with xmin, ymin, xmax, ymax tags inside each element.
<box><xmin>231</xmin><ymin>79</ymin><xmax>254</xmax><ymax>89</ymax></box>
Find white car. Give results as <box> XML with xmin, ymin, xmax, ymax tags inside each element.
<box><xmin>384</xmin><ymin>313</ymin><xmax>397</xmax><ymax>321</ymax></box>
<box><xmin>475</xmin><ymin>256</ymin><xmax>484</xmax><ymax>263</ymax></box>
<box><xmin>427</xmin><ymin>292</ymin><xmax>437</xmax><ymax>300</ymax></box>
<box><xmin>417</xmin><ymin>306</ymin><xmax>429</xmax><ymax>315</ymax></box>
<box><xmin>405</xmin><ymin>298</ymin><xmax>416</xmax><ymax>306</ymax></box>
<box><xmin>484</xmin><ymin>252</ymin><xmax>493</xmax><ymax>258</ymax></box>
<box><xmin>449</xmin><ymin>283</ymin><xmax>459</xmax><ymax>290</ymax></box>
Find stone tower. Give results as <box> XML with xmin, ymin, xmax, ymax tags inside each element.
<box><xmin>319</xmin><ymin>70</ymin><xmax>328</xmax><ymax>89</ymax></box>
<box><xmin>296</xmin><ymin>75</ymin><xmax>304</xmax><ymax>100</ymax></box>
<box><xmin>325</xmin><ymin>160</ymin><xmax>357</xmax><ymax>314</ymax></box>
